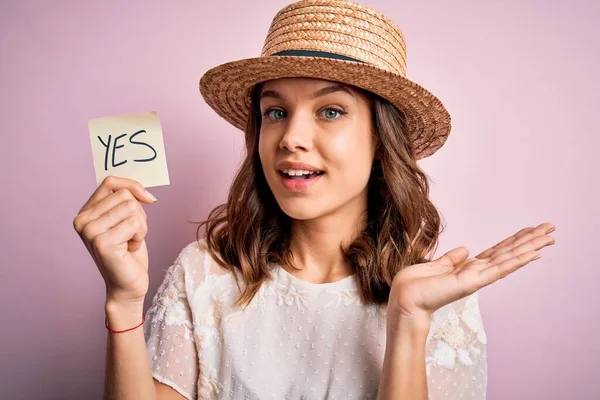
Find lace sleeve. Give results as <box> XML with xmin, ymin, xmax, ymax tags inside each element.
<box><xmin>143</xmin><ymin>247</ymin><xmax>199</xmax><ymax>400</ymax></box>
<box><xmin>425</xmin><ymin>292</ymin><xmax>488</xmax><ymax>400</ymax></box>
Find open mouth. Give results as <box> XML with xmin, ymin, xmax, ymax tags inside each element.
<box><xmin>279</xmin><ymin>169</ymin><xmax>325</xmax><ymax>180</ymax></box>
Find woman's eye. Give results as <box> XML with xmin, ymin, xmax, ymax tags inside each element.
<box><xmin>263</xmin><ymin>107</ymin><xmax>346</xmax><ymax>121</ymax></box>
<box><xmin>321</xmin><ymin>108</ymin><xmax>346</xmax><ymax>119</ymax></box>
<box><xmin>264</xmin><ymin>109</ymin><xmax>286</xmax><ymax>120</ymax></box>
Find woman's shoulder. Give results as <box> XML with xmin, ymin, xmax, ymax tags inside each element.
<box><xmin>173</xmin><ymin>237</ymin><xmax>234</xmax><ymax>281</ymax></box>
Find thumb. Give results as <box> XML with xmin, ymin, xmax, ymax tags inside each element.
<box><xmin>433</xmin><ymin>246</ymin><xmax>470</xmax><ymax>267</ymax></box>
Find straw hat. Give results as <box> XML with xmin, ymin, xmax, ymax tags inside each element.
<box><xmin>199</xmin><ymin>0</ymin><xmax>451</xmax><ymax>160</ymax></box>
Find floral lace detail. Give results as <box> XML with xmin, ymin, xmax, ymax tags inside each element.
<box><xmin>460</xmin><ymin>295</ymin><xmax>487</xmax><ymax>344</ymax></box>
<box><xmin>194</xmin><ymin>283</ymin><xmax>233</xmax><ymax>399</ymax></box>
<box><xmin>146</xmin><ymin>262</ymin><xmax>194</xmax><ymax>340</ymax></box>
<box><xmin>195</xmin><ymin>291</ymin><xmax>231</xmax><ymax>346</ymax></box>
<box><xmin>197</xmin><ymin>372</ymin><xmax>223</xmax><ymax>400</ymax></box>
<box><xmin>323</xmin><ymin>288</ymin><xmax>386</xmax><ymax>320</ymax></box>
<box><xmin>324</xmin><ymin>288</ymin><xmax>362</xmax><ymax>308</ymax></box>
<box><xmin>255</xmin><ymin>269</ymin><xmax>310</xmax><ymax>309</ymax></box>
<box><xmin>274</xmin><ymin>281</ymin><xmax>309</xmax><ymax>308</ymax></box>
<box><xmin>426</xmin><ymin>293</ymin><xmax>486</xmax><ymax>373</ymax></box>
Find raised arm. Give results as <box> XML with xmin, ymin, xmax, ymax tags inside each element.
<box><xmin>73</xmin><ymin>176</ymin><xmax>188</xmax><ymax>400</ymax></box>
<box><xmin>377</xmin><ymin>222</ymin><xmax>555</xmax><ymax>399</ymax></box>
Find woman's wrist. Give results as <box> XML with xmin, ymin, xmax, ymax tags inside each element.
<box><xmin>386</xmin><ymin>311</ymin><xmax>431</xmax><ymax>339</ymax></box>
<box><xmin>384</xmin><ymin>314</ymin><xmax>430</xmax><ymax>359</ymax></box>
<box><xmin>105</xmin><ymin>298</ymin><xmax>146</xmax><ymax>332</ymax></box>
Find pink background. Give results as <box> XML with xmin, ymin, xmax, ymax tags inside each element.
<box><xmin>1</xmin><ymin>1</ymin><xmax>597</xmax><ymax>399</ymax></box>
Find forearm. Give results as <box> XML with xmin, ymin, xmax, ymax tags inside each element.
<box><xmin>377</xmin><ymin>314</ymin><xmax>430</xmax><ymax>400</ymax></box>
<box><xmin>104</xmin><ymin>301</ymin><xmax>157</xmax><ymax>400</ymax></box>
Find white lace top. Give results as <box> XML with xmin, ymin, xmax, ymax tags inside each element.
<box><xmin>143</xmin><ymin>239</ymin><xmax>488</xmax><ymax>400</ymax></box>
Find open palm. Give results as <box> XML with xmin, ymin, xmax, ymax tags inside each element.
<box><xmin>388</xmin><ymin>222</ymin><xmax>556</xmax><ymax>320</ymax></box>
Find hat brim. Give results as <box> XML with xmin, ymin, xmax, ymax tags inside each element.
<box><xmin>199</xmin><ymin>55</ymin><xmax>451</xmax><ymax>160</ymax></box>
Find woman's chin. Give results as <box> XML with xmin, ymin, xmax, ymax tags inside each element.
<box><xmin>277</xmin><ymin>202</ymin><xmax>329</xmax><ymax>221</ymax></box>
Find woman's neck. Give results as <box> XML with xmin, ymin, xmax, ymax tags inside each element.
<box><xmin>287</xmin><ymin>206</ymin><xmax>367</xmax><ymax>284</ymax></box>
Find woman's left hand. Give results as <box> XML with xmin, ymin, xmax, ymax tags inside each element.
<box><xmin>387</xmin><ymin>222</ymin><xmax>556</xmax><ymax>323</ymax></box>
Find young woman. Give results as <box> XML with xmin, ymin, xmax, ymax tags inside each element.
<box><xmin>73</xmin><ymin>1</ymin><xmax>556</xmax><ymax>399</ymax></box>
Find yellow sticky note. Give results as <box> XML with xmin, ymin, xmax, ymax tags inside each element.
<box><xmin>88</xmin><ymin>111</ymin><xmax>170</xmax><ymax>188</ymax></box>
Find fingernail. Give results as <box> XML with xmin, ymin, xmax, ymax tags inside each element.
<box><xmin>548</xmin><ymin>226</ymin><xmax>556</xmax><ymax>233</ymax></box>
<box><xmin>533</xmin><ymin>254</ymin><xmax>542</xmax><ymax>260</ymax></box>
<box><xmin>144</xmin><ymin>190</ymin><xmax>157</xmax><ymax>202</ymax></box>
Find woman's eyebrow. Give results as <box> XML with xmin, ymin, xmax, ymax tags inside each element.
<box><xmin>311</xmin><ymin>84</ymin><xmax>354</xmax><ymax>99</ymax></box>
<box><xmin>260</xmin><ymin>90</ymin><xmax>283</xmax><ymax>101</ymax></box>
<box><xmin>259</xmin><ymin>84</ymin><xmax>355</xmax><ymax>101</ymax></box>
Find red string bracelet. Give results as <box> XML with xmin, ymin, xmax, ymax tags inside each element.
<box><xmin>105</xmin><ymin>312</ymin><xmax>146</xmax><ymax>334</ymax></box>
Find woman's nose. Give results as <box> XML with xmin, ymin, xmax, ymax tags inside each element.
<box><xmin>279</xmin><ymin>113</ymin><xmax>314</xmax><ymax>152</ymax></box>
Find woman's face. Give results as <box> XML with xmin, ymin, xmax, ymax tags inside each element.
<box><xmin>258</xmin><ymin>77</ymin><xmax>376</xmax><ymax>221</ymax></box>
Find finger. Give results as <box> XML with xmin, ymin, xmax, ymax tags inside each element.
<box><xmin>475</xmin><ymin>227</ymin><xmax>534</xmax><ymax>259</ymax></box>
<box><xmin>79</xmin><ymin>175</ymin><xmax>156</xmax><ymax>214</ymax></box>
<box><xmin>433</xmin><ymin>246</ymin><xmax>470</xmax><ymax>267</ymax></box>
<box><xmin>82</xmin><ymin>199</ymin><xmax>148</xmax><ymax>245</ymax></box>
<box><xmin>478</xmin><ymin>250</ymin><xmax>540</xmax><ymax>287</ymax></box>
<box><xmin>488</xmin><ymin>234</ymin><xmax>554</xmax><ymax>266</ymax></box>
<box><xmin>464</xmin><ymin>226</ymin><xmax>553</xmax><ymax>274</ymax></box>
<box><xmin>483</xmin><ymin>226</ymin><xmax>554</xmax><ymax>264</ymax></box>
<box><xmin>504</xmin><ymin>223</ymin><xmax>555</xmax><ymax>253</ymax></box>
<box><xmin>74</xmin><ymin>188</ymin><xmax>147</xmax><ymax>235</ymax></box>
<box><xmin>93</xmin><ymin>216</ymin><xmax>146</xmax><ymax>265</ymax></box>
<box><xmin>475</xmin><ymin>223</ymin><xmax>555</xmax><ymax>260</ymax></box>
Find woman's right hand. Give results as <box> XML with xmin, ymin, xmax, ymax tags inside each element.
<box><xmin>73</xmin><ymin>175</ymin><xmax>157</xmax><ymax>307</ymax></box>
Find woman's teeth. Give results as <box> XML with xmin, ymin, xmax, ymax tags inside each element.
<box><xmin>281</xmin><ymin>169</ymin><xmax>322</xmax><ymax>178</ymax></box>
